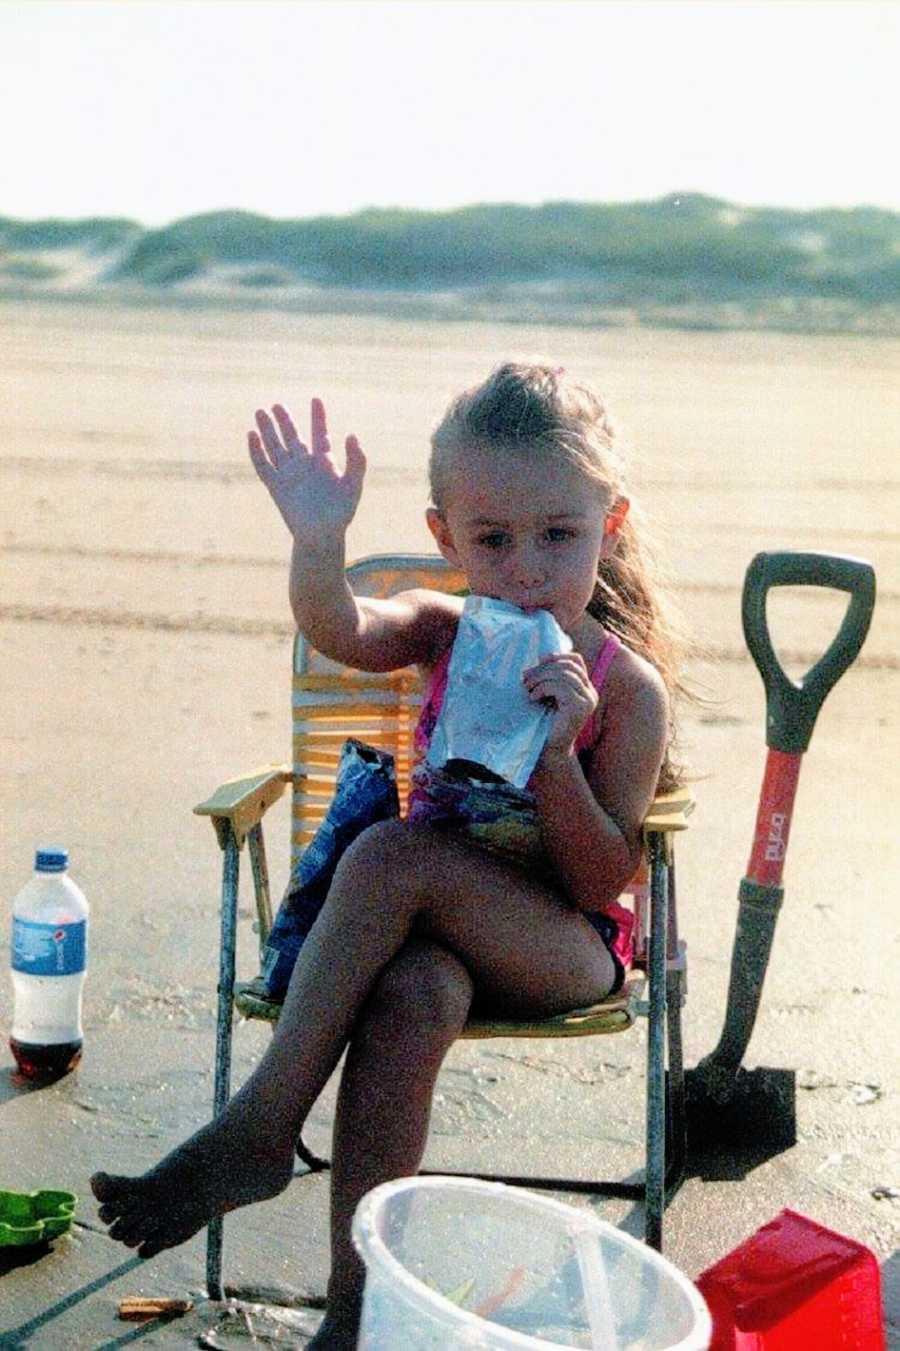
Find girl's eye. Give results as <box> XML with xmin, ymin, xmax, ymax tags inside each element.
<box><xmin>545</xmin><ymin>526</ymin><xmax>575</xmax><ymax>543</ymax></box>
<box><xmin>477</xmin><ymin>532</ymin><xmax>510</xmax><ymax>549</ymax></box>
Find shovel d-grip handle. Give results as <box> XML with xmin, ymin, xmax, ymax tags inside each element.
<box><xmin>742</xmin><ymin>552</ymin><xmax>875</xmax><ymax>888</ymax></box>
<box><xmin>742</xmin><ymin>551</ymin><xmax>876</xmax><ymax>754</ymax></box>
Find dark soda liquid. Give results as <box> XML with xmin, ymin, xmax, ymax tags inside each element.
<box><xmin>9</xmin><ymin>1037</ymin><xmax>82</xmax><ymax>1081</ymax></box>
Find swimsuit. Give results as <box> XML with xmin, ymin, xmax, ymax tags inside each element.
<box><xmin>407</xmin><ymin>632</ymin><xmax>634</xmax><ymax>989</ymax></box>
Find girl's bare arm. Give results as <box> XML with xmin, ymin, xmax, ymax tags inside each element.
<box><xmin>527</xmin><ymin>655</ymin><xmax>668</xmax><ymax>911</ymax></box>
<box><xmin>291</xmin><ymin>539</ymin><xmax>460</xmax><ymax>671</ymax></box>
<box><xmin>249</xmin><ymin>398</ymin><xmax>458</xmax><ymax>670</ymax></box>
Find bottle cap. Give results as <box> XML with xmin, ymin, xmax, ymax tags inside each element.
<box><xmin>35</xmin><ymin>847</ymin><xmax>69</xmax><ymax>873</ymax></box>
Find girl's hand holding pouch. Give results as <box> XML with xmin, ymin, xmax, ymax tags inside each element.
<box><xmin>524</xmin><ymin>650</ymin><xmax>599</xmax><ymax>760</ymax></box>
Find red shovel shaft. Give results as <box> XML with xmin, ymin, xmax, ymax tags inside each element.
<box><xmin>747</xmin><ymin>749</ymin><xmax>803</xmax><ymax>888</ymax></box>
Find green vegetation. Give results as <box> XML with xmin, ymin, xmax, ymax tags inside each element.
<box><xmin>99</xmin><ymin>196</ymin><xmax>898</xmax><ymax>300</ymax></box>
<box><xmin>237</xmin><ymin>266</ymin><xmax>293</xmax><ymax>288</ymax></box>
<box><xmin>112</xmin><ymin>229</ymin><xmax>205</xmax><ymax>285</ymax></box>
<box><xmin>1</xmin><ymin>196</ymin><xmax>898</xmax><ymax>331</ymax></box>
<box><xmin>0</xmin><ymin>215</ymin><xmax>140</xmax><ymax>252</ymax></box>
<box><xmin>1</xmin><ymin>256</ymin><xmax>62</xmax><ymax>281</ymax></box>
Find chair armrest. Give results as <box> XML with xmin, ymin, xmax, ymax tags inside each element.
<box><xmin>642</xmin><ymin>786</ymin><xmax>694</xmax><ymax>836</ymax></box>
<box><xmin>194</xmin><ymin>765</ymin><xmax>293</xmax><ymax>849</ymax></box>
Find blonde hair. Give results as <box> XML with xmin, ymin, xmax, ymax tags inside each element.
<box><xmin>430</xmin><ymin>362</ymin><xmax>689</xmax><ymax>791</ymax></box>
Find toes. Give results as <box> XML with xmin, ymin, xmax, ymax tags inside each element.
<box><xmin>90</xmin><ymin>1169</ymin><xmax>120</xmax><ymax>1201</ymax></box>
<box><xmin>91</xmin><ymin>1170</ymin><xmax>139</xmax><ymax>1209</ymax></box>
<box><xmin>91</xmin><ymin>1170</ymin><xmax>152</xmax><ymax>1234</ymax></box>
<box><xmin>135</xmin><ymin>1211</ymin><xmax>203</xmax><ymax>1261</ymax></box>
<box><xmin>137</xmin><ymin>1225</ymin><xmax>173</xmax><ymax>1260</ymax></box>
<box><xmin>111</xmin><ymin>1217</ymin><xmax>150</xmax><ymax>1248</ymax></box>
<box><xmin>108</xmin><ymin>1215</ymin><xmax>144</xmax><ymax>1244</ymax></box>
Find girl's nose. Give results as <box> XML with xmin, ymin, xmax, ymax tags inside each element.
<box><xmin>508</xmin><ymin>545</ymin><xmax>545</xmax><ymax>587</ymax></box>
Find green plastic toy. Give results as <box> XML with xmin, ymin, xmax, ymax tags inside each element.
<box><xmin>0</xmin><ymin>1189</ymin><xmax>77</xmax><ymax>1247</ymax></box>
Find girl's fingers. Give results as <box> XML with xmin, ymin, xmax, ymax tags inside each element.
<box><xmin>343</xmin><ymin>433</ymin><xmax>366</xmax><ymax>491</ymax></box>
<box><xmin>524</xmin><ymin>663</ymin><xmax>597</xmax><ymax>717</ymax></box>
<box><xmin>524</xmin><ymin>656</ymin><xmax>590</xmax><ymax>686</ymax></box>
<box><xmin>248</xmin><ymin>430</ymin><xmax>272</xmax><ymax>478</ymax></box>
<box><xmin>252</xmin><ymin>400</ymin><xmax>357</xmax><ymax>497</ymax></box>
<box><xmin>272</xmin><ymin>404</ymin><xmax>307</xmax><ymax>455</ymax></box>
<box><xmin>310</xmin><ymin>397</ymin><xmax>331</xmax><ymax>457</ymax></box>
<box><xmin>527</xmin><ymin>677</ymin><xmax>592</xmax><ymax>706</ymax></box>
<box><xmin>255</xmin><ymin>408</ymin><xmax>285</xmax><ymax>466</ymax></box>
<box><xmin>536</xmin><ymin>651</ymin><xmax>589</xmax><ymax>671</ymax></box>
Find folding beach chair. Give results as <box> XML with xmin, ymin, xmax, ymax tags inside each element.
<box><xmin>194</xmin><ymin>554</ymin><xmax>693</xmax><ymax>1300</ymax></box>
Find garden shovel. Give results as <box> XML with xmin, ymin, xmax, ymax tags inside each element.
<box><xmin>686</xmin><ymin>551</ymin><xmax>876</xmax><ymax>1163</ymax></box>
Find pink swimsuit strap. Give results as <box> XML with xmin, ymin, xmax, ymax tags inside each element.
<box><xmin>575</xmin><ymin>632</ymin><xmax>621</xmax><ymax>753</ymax></box>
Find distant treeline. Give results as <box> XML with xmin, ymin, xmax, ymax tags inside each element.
<box><xmin>1</xmin><ymin>195</ymin><xmax>898</xmax><ymax>304</ymax></box>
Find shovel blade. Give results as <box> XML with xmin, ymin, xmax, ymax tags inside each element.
<box><xmin>684</xmin><ymin>1066</ymin><xmax>796</xmax><ymax>1180</ymax></box>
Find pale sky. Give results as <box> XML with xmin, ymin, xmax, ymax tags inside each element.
<box><xmin>3</xmin><ymin>0</ymin><xmax>898</xmax><ymax>226</ymax></box>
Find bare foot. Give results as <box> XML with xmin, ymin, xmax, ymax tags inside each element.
<box><xmin>91</xmin><ymin>1112</ymin><xmax>296</xmax><ymax>1258</ymax></box>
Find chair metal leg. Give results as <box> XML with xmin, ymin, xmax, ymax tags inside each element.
<box><xmin>644</xmin><ymin>831</ymin><xmax>669</xmax><ymax>1251</ymax></box>
<box><xmin>663</xmin><ymin>859</ymin><xmax>687</xmax><ymax>1202</ymax></box>
<box><xmin>206</xmin><ymin>827</ymin><xmax>240</xmax><ymax>1301</ymax></box>
<box><xmin>247</xmin><ymin>822</ymin><xmax>274</xmax><ymax>954</ymax></box>
<box><xmin>663</xmin><ymin>847</ymin><xmax>688</xmax><ymax>1203</ymax></box>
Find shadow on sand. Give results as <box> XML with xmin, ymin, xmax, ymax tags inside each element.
<box><xmin>0</xmin><ymin>1254</ymin><xmax>147</xmax><ymax>1349</ymax></box>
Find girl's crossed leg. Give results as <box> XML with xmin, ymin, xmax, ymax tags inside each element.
<box><xmin>316</xmin><ymin>937</ymin><xmax>475</xmax><ymax>1347</ymax></box>
<box><xmin>90</xmin><ymin>820</ymin><xmax>616</xmax><ymax>1285</ymax></box>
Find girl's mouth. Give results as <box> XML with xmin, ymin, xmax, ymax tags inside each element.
<box><xmin>486</xmin><ymin>592</ymin><xmax>554</xmax><ymax>617</ymax></box>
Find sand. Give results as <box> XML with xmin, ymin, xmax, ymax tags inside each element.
<box><xmin>1</xmin><ymin>299</ymin><xmax>898</xmax><ymax>1344</ymax></box>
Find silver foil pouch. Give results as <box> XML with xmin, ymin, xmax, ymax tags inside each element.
<box><xmin>426</xmin><ymin>595</ymin><xmax>572</xmax><ymax>789</ymax></box>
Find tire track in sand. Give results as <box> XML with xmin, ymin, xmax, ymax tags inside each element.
<box><xmin>4</xmin><ymin>543</ymin><xmax>898</xmax><ymax>601</ymax></box>
<box><xmin>2</xmin><ymin>454</ymin><xmax>899</xmax><ymax>496</ymax></box>
<box><xmin>0</xmin><ymin>602</ymin><xmax>895</xmax><ymax>669</ymax></box>
<box><xmin>0</xmin><ymin>456</ymin><xmax>422</xmax><ymax>487</ymax></box>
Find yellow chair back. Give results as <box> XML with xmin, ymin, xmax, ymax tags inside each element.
<box><xmin>290</xmin><ymin>555</ymin><xmax>465</xmax><ymax>873</ymax></box>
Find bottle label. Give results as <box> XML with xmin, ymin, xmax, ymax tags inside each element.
<box><xmin>12</xmin><ymin>918</ymin><xmax>87</xmax><ymax>975</ymax></box>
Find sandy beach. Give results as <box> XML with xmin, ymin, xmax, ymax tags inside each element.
<box><xmin>1</xmin><ymin>299</ymin><xmax>898</xmax><ymax>1345</ymax></box>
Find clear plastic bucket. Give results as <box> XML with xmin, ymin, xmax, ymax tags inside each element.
<box><xmin>352</xmin><ymin>1176</ymin><xmax>711</xmax><ymax>1349</ymax></box>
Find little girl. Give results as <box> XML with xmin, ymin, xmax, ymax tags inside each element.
<box><xmin>92</xmin><ymin>363</ymin><xmax>684</xmax><ymax>1349</ymax></box>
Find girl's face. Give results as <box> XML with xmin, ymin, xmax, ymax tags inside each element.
<box><xmin>427</xmin><ymin>446</ymin><xmax>627</xmax><ymax>633</ymax></box>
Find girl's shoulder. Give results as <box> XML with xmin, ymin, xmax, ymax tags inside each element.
<box><xmin>607</xmin><ymin>643</ymin><xmax>668</xmax><ymax>714</ymax></box>
<box><xmin>582</xmin><ymin>627</ymin><xmax>669</xmax><ymax>750</ymax></box>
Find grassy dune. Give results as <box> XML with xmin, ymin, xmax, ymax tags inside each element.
<box><xmin>2</xmin><ymin>194</ymin><xmax>898</xmax><ymax>334</ymax></box>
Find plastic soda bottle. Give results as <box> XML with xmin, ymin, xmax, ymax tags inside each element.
<box><xmin>9</xmin><ymin>847</ymin><xmax>88</xmax><ymax>1081</ymax></box>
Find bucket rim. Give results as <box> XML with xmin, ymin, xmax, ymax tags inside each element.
<box><xmin>351</xmin><ymin>1175</ymin><xmax>711</xmax><ymax>1350</ymax></box>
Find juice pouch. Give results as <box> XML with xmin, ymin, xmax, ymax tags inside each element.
<box><xmin>426</xmin><ymin>595</ymin><xmax>572</xmax><ymax>789</ymax></box>
<box><xmin>261</xmin><ymin>739</ymin><xmax>399</xmax><ymax>998</ymax></box>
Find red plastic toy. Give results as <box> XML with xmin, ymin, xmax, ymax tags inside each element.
<box><xmin>696</xmin><ymin>1209</ymin><xmax>885</xmax><ymax>1349</ymax></box>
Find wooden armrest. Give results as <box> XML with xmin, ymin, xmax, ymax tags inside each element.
<box><xmin>194</xmin><ymin>765</ymin><xmax>293</xmax><ymax>849</ymax></box>
<box><xmin>642</xmin><ymin>786</ymin><xmax>695</xmax><ymax>836</ymax></box>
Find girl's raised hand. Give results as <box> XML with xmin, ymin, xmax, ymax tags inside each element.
<box><xmin>524</xmin><ymin>652</ymin><xmax>599</xmax><ymax>759</ymax></box>
<box><xmin>248</xmin><ymin>398</ymin><xmax>366</xmax><ymax>540</ymax></box>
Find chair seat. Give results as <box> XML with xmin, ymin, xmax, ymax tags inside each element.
<box><xmin>234</xmin><ymin>977</ymin><xmax>287</xmax><ymax>1021</ymax></box>
<box><xmin>234</xmin><ymin>970</ymin><xmax>643</xmax><ymax>1038</ymax></box>
<box><xmin>461</xmin><ymin>970</ymin><xmax>643</xmax><ymax>1039</ymax></box>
